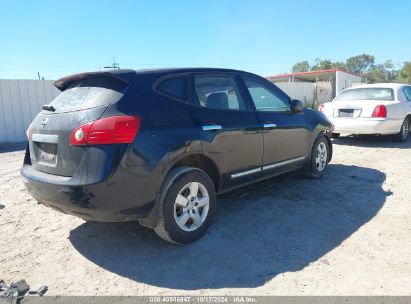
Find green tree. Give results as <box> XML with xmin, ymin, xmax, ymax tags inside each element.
<box><xmin>292</xmin><ymin>61</ymin><xmax>310</xmax><ymax>73</ymax></box>
<box><xmin>363</xmin><ymin>60</ymin><xmax>398</xmax><ymax>83</ymax></box>
<box><xmin>346</xmin><ymin>54</ymin><xmax>375</xmax><ymax>74</ymax></box>
<box><xmin>331</xmin><ymin>61</ymin><xmax>347</xmax><ymax>71</ymax></box>
<box><xmin>310</xmin><ymin>59</ymin><xmax>333</xmax><ymax>71</ymax></box>
<box><xmin>397</xmin><ymin>61</ymin><xmax>411</xmax><ymax>84</ymax></box>
<box><xmin>288</xmin><ymin>55</ymin><xmax>406</xmax><ymax>84</ymax></box>
<box><xmin>310</xmin><ymin>58</ymin><xmax>321</xmax><ymax>71</ymax></box>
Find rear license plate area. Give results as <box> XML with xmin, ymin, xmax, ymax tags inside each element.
<box><xmin>34</xmin><ymin>141</ymin><xmax>57</xmax><ymax>166</ymax></box>
<box><xmin>338</xmin><ymin>109</ymin><xmax>354</xmax><ymax>117</ymax></box>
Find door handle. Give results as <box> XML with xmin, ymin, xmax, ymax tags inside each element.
<box><xmin>263</xmin><ymin>123</ymin><xmax>277</xmax><ymax>128</ymax></box>
<box><xmin>202</xmin><ymin>124</ymin><xmax>222</xmax><ymax>131</ymax></box>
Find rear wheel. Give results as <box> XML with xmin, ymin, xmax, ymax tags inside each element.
<box><xmin>305</xmin><ymin>135</ymin><xmax>330</xmax><ymax>179</ymax></box>
<box><xmin>394</xmin><ymin>118</ymin><xmax>409</xmax><ymax>142</ymax></box>
<box><xmin>154</xmin><ymin>167</ymin><xmax>216</xmax><ymax>244</ymax></box>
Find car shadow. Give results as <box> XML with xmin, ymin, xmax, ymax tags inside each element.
<box><xmin>332</xmin><ymin>135</ymin><xmax>411</xmax><ymax>149</ymax></box>
<box><xmin>69</xmin><ymin>164</ymin><xmax>390</xmax><ymax>290</ymax></box>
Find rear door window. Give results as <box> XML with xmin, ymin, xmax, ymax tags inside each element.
<box><xmin>156</xmin><ymin>76</ymin><xmax>188</xmax><ymax>101</ymax></box>
<box><xmin>47</xmin><ymin>77</ymin><xmax>128</xmax><ymax>113</ymax></box>
<box><xmin>193</xmin><ymin>74</ymin><xmax>245</xmax><ymax>110</ymax></box>
<box><xmin>403</xmin><ymin>86</ymin><xmax>411</xmax><ymax>101</ymax></box>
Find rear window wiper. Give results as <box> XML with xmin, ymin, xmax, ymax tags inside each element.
<box><xmin>42</xmin><ymin>105</ymin><xmax>56</xmax><ymax>112</ymax></box>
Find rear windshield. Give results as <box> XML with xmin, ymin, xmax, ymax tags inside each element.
<box><xmin>47</xmin><ymin>77</ymin><xmax>128</xmax><ymax>113</ymax></box>
<box><xmin>335</xmin><ymin>88</ymin><xmax>394</xmax><ymax>101</ymax></box>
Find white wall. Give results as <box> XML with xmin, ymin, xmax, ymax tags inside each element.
<box><xmin>316</xmin><ymin>81</ymin><xmax>333</xmax><ymax>104</ymax></box>
<box><xmin>274</xmin><ymin>82</ymin><xmax>316</xmax><ymax>104</ymax></box>
<box><xmin>0</xmin><ymin>79</ymin><xmax>60</xmax><ymax>144</ymax></box>
<box><xmin>335</xmin><ymin>71</ymin><xmax>362</xmax><ymax>95</ymax></box>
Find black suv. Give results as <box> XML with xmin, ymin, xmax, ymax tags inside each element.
<box><xmin>21</xmin><ymin>68</ymin><xmax>333</xmax><ymax>244</ymax></box>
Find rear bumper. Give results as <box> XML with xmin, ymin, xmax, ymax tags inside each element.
<box><xmin>328</xmin><ymin>117</ymin><xmax>402</xmax><ymax>135</ymax></box>
<box><xmin>21</xmin><ymin>164</ymin><xmax>157</xmax><ymax>222</ymax></box>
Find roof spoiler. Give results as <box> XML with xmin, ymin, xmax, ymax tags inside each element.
<box><xmin>54</xmin><ymin>69</ymin><xmax>135</xmax><ymax>91</ymax></box>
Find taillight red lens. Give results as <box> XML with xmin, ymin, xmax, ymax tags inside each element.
<box><xmin>371</xmin><ymin>105</ymin><xmax>387</xmax><ymax>118</ymax></box>
<box><xmin>318</xmin><ymin>104</ymin><xmax>324</xmax><ymax>112</ymax></box>
<box><xmin>70</xmin><ymin>116</ymin><xmax>141</xmax><ymax>146</ymax></box>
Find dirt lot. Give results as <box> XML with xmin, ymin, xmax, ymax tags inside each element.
<box><xmin>0</xmin><ymin>137</ymin><xmax>410</xmax><ymax>296</ymax></box>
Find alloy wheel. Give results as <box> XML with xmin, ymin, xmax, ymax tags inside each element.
<box><xmin>173</xmin><ymin>182</ymin><xmax>210</xmax><ymax>232</ymax></box>
<box><xmin>315</xmin><ymin>142</ymin><xmax>328</xmax><ymax>172</ymax></box>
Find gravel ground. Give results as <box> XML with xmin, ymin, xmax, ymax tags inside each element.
<box><xmin>0</xmin><ymin>136</ymin><xmax>410</xmax><ymax>295</ymax></box>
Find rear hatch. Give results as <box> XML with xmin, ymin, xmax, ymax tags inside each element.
<box><xmin>28</xmin><ymin>70</ymin><xmax>135</xmax><ymax>177</ymax></box>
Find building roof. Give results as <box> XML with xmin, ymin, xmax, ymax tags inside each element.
<box><xmin>267</xmin><ymin>69</ymin><xmax>360</xmax><ymax>80</ymax></box>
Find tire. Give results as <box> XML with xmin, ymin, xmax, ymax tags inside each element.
<box><xmin>154</xmin><ymin>167</ymin><xmax>216</xmax><ymax>245</ymax></box>
<box><xmin>305</xmin><ymin>135</ymin><xmax>330</xmax><ymax>179</ymax></box>
<box><xmin>394</xmin><ymin>118</ymin><xmax>409</xmax><ymax>142</ymax></box>
<box><xmin>331</xmin><ymin>133</ymin><xmax>340</xmax><ymax>139</ymax></box>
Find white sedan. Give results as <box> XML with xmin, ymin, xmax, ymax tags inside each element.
<box><xmin>319</xmin><ymin>83</ymin><xmax>411</xmax><ymax>142</ymax></box>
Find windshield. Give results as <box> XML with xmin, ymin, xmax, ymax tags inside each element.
<box><xmin>47</xmin><ymin>77</ymin><xmax>127</xmax><ymax>113</ymax></box>
<box><xmin>335</xmin><ymin>88</ymin><xmax>394</xmax><ymax>101</ymax></box>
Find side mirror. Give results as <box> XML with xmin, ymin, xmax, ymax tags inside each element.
<box><xmin>290</xmin><ymin>99</ymin><xmax>304</xmax><ymax>113</ymax></box>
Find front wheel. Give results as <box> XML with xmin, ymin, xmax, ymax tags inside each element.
<box><xmin>305</xmin><ymin>135</ymin><xmax>330</xmax><ymax>179</ymax></box>
<box><xmin>394</xmin><ymin>118</ymin><xmax>409</xmax><ymax>142</ymax></box>
<box><xmin>154</xmin><ymin>167</ymin><xmax>216</xmax><ymax>245</ymax></box>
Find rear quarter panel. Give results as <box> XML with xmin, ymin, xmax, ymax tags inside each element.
<box><xmin>113</xmin><ymin>73</ymin><xmax>198</xmax><ymax>166</ymax></box>
<box><xmin>394</xmin><ymin>87</ymin><xmax>411</xmax><ymax>119</ymax></box>
<box><xmin>385</xmin><ymin>101</ymin><xmax>406</xmax><ymax>120</ymax></box>
<box><xmin>113</xmin><ymin>73</ymin><xmax>202</xmax><ymax>186</ymax></box>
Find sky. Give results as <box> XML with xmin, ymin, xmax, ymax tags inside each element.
<box><xmin>1</xmin><ymin>0</ymin><xmax>410</xmax><ymax>80</ymax></box>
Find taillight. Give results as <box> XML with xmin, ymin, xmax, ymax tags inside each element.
<box><xmin>70</xmin><ymin>122</ymin><xmax>93</xmax><ymax>145</ymax></box>
<box><xmin>371</xmin><ymin>105</ymin><xmax>387</xmax><ymax>118</ymax></box>
<box><xmin>318</xmin><ymin>104</ymin><xmax>324</xmax><ymax>112</ymax></box>
<box><xmin>70</xmin><ymin>116</ymin><xmax>141</xmax><ymax>146</ymax></box>
<box><xmin>26</xmin><ymin>124</ymin><xmax>31</xmax><ymax>140</ymax></box>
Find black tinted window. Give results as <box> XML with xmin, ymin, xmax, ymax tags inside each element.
<box><xmin>194</xmin><ymin>75</ymin><xmax>245</xmax><ymax>110</ymax></box>
<box><xmin>157</xmin><ymin>77</ymin><xmax>187</xmax><ymax>100</ymax></box>
<box><xmin>48</xmin><ymin>77</ymin><xmax>127</xmax><ymax>113</ymax></box>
